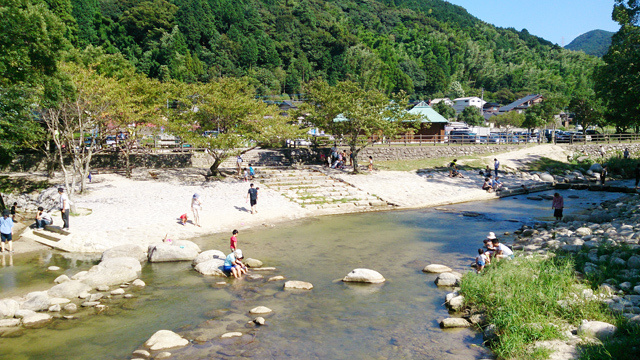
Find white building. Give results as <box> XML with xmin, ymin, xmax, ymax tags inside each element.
<box><xmin>453</xmin><ymin>97</ymin><xmax>486</xmax><ymax>113</ymax></box>
<box><xmin>430</xmin><ymin>98</ymin><xmax>454</xmax><ymax>106</ymax></box>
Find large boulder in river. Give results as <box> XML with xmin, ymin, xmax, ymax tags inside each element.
<box><xmin>423</xmin><ymin>264</ymin><xmax>452</xmax><ymax>273</ymax></box>
<box><xmin>78</xmin><ymin>257</ymin><xmax>142</xmax><ymax>288</ymax></box>
<box><xmin>589</xmin><ymin>163</ymin><xmax>603</xmax><ymax>173</ymax></box>
<box><xmin>48</xmin><ymin>280</ymin><xmax>92</xmax><ymax>299</ymax></box>
<box><xmin>192</xmin><ymin>250</ymin><xmax>225</xmax><ymax>267</ymax></box>
<box><xmin>342</xmin><ymin>269</ymin><xmax>385</xmax><ymax>284</ymax></box>
<box><xmin>144</xmin><ymin>330</ymin><xmax>189</xmax><ymax>351</ymax></box>
<box><xmin>440</xmin><ymin>317</ymin><xmax>471</xmax><ymax>328</ymax></box>
<box><xmin>0</xmin><ymin>299</ymin><xmax>20</xmax><ymax>318</ymax></box>
<box><xmin>245</xmin><ymin>258</ymin><xmax>263</xmax><ymax>268</ymax></box>
<box><xmin>284</xmin><ymin>281</ymin><xmax>313</xmax><ymax>290</ymax></box>
<box><xmin>21</xmin><ymin>291</ymin><xmax>50</xmax><ymax>311</ymax></box>
<box><xmin>22</xmin><ymin>313</ymin><xmax>52</xmax><ymax>328</ymax></box>
<box><xmin>148</xmin><ymin>241</ymin><xmax>200</xmax><ymax>262</ymax></box>
<box><xmin>539</xmin><ymin>173</ymin><xmax>555</xmax><ymax>182</ymax></box>
<box><xmin>101</xmin><ymin>244</ymin><xmax>147</xmax><ymax>263</ymax></box>
<box><xmin>435</xmin><ymin>272</ymin><xmax>461</xmax><ymax>287</ymax></box>
<box><xmin>575</xmin><ymin>227</ymin><xmax>592</xmax><ymax>236</ymax></box>
<box><xmin>194</xmin><ymin>259</ymin><xmax>227</xmax><ymax>277</ymax></box>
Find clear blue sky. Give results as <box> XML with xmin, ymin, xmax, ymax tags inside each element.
<box><xmin>446</xmin><ymin>0</ymin><xmax>620</xmax><ymax>46</ymax></box>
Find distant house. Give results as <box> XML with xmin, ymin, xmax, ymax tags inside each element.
<box><xmin>453</xmin><ymin>97</ymin><xmax>486</xmax><ymax>113</ymax></box>
<box><xmin>430</xmin><ymin>98</ymin><xmax>454</xmax><ymax>107</ymax></box>
<box><xmin>405</xmin><ymin>101</ymin><xmax>449</xmax><ymax>137</ymax></box>
<box><xmin>483</xmin><ymin>102</ymin><xmax>501</xmax><ymax>122</ymax></box>
<box><xmin>499</xmin><ymin>94</ymin><xmax>543</xmax><ymax>114</ymax></box>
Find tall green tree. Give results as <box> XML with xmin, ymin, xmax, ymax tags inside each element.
<box><xmin>492</xmin><ymin>111</ymin><xmax>525</xmax><ymax>129</ymax></box>
<box><xmin>301</xmin><ymin>79</ymin><xmax>421</xmax><ymax>173</ymax></box>
<box><xmin>458</xmin><ymin>106</ymin><xmax>484</xmax><ymax>126</ymax></box>
<box><xmin>594</xmin><ymin>0</ymin><xmax>640</xmax><ymax>132</ymax></box>
<box><xmin>433</xmin><ymin>101</ymin><xmax>456</xmax><ymax>120</ymax></box>
<box><xmin>0</xmin><ymin>0</ymin><xmax>67</xmax><ymax>166</ymax></box>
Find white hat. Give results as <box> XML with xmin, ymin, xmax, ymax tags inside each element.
<box><xmin>234</xmin><ymin>249</ymin><xmax>243</xmax><ymax>259</ymax></box>
<box><xmin>487</xmin><ymin>232</ymin><xmax>497</xmax><ymax>240</ymax></box>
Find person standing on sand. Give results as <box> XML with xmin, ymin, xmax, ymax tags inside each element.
<box><xmin>230</xmin><ymin>229</ymin><xmax>238</xmax><ymax>251</ymax></box>
<box><xmin>247</xmin><ymin>183</ymin><xmax>259</xmax><ymax>214</ymax></box>
<box><xmin>552</xmin><ymin>193</ymin><xmax>564</xmax><ymax>221</ymax></box>
<box><xmin>494</xmin><ymin>158</ymin><xmax>500</xmax><ymax>177</ymax></box>
<box><xmin>599</xmin><ymin>145</ymin><xmax>606</xmax><ymax>159</ymax></box>
<box><xmin>1</xmin><ymin>209</ymin><xmax>14</xmax><ymax>253</ymax></box>
<box><xmin>191</xmin><ymin>193</ymin><xmax>202</xmax><ymax>227</ymax></box>
<box><xmin>368</xmin><ymin>156</ymin><xmax>373</xmax><ymax>171</ymax></box>
<box><xmin>236</xmin><ymin>154</ymin><xmax>243</xmax><ymax>176</ymax></box>
<box><xmin>58</xmin><ymin>187</ymin><xmax>70</xmax><ymax>230</ymax></box>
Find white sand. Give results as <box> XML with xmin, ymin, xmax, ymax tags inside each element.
<box><xmin>24</xmin><ymin>144</ymin><xmax>571</xmax><ymax>253</ymax></box>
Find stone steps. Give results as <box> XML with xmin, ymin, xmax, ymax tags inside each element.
<box><xmin>21</xmin><ymin>228</ymin><xmax>73</xmax><ymax>252</ymax></box>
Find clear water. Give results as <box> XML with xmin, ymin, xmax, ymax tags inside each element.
<box><xmin>0</xmin><ymin>189</ymin><xmax>624</xmax><ymax>360</ymax></box>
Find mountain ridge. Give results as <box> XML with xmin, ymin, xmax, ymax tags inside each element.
<box><xmin>565</xmin><ymin>29</ymin><xmax>614</xmax><ymax>57</ymax></box>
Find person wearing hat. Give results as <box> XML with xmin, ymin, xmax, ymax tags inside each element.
<box><xmin>224</xmin><ymin>249</ymin><xmax>247</xmax><ymax>278</ymax></box>
<box><xmin>483</xmin><ymin>232</ymin><xmax>497</xmax><ymax>258</ymax></box>
<box><xmin>58</xmin><ymin>187</ymin><xmax>70</xmax><ymax>230</ymax></box>
<box><xmin>0</xmin><ymin>209</ymin><xmax>14</xmax><ymax>253</ymax></box>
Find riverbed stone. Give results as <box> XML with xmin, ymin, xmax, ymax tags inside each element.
<box><xmin>47</xmin><ymin>266</ymin><xmax>61</xmax><ymax>271</ymax></box>
<box><xmin>71</xmin><ymin>271</ymin><xmax>88</xmax><ymax>280</ymax></box>
<box><xmin>342</xmin><ymin>269</ymin><xmax>385</xmax><ymax>284</ymax></box>
<box><xmin>81</xmin><ymin>301</ymin><xmax>100</xmax><ymax>307</ymax></box>
<box><xmin>22</xmin><ymin>313</ymin><xmax>52</xmax><ymax>327</ymax></box>
<box><xmin>144</xmin><ymin>330</ymin><xmax>189</xmax><ymax>351</ymax></box>
<box><xmin>440</xmin><ymin>317</ymin><xmax>471</xmax><ymax>328</ymax></box>
<box><xmin>575</xmin><ymin>227</ymin><xmax>592</xmax><ymax>236</ymax></box>
<box><xmin>627</xmin><ymin>256</ymin><xmax>640</xmax><ymax>269</ymax></box>
<box><xmin>48</xmin><ymin>280</ymin><xmax>92</xmax><ymax>299</ymax></box>
<box><xmin>101</xmin><ymin>244</ymin><xmax>147</xmax><ymax>263</ymax></box>
<box><xmin>521</xmin><ymin>229</ymin><xmax>537</xmax><ymax>237</ymax></box>
<box><xmin>435</xmin><ymin>272</ymin><xmax>461</xmax><ymax>287</ymax></box>
<box><xmin>268</xmin><ymin>276</ymin><xmax>285</xmax><ymax>282</ymax></box>
<box><xmin>54</xmin><ymin>275</ymin><xmax>71</xmax><ymax>284</ymax></box>
<box><xmin>422</xmin><ymin>264</ymin><xmax>452</xmax><ymax>273</ymax></box>
<box><xmin>131</xmin><ymin>279</ymin><xmax>146</xmax><ymax>287</ymax></box>
<box><xmin>48</xmin><ymin>304</ymin><xmax>61</xmax><ymax>312</ymax></box>
<box><xmin>0</xmin><ymin>299</ymin><xmax>19</xmax><ymax>318</ymax></box>
<box><xmin>21</xmin><ymin>291</ymin><xmax>50</xmax><ymax>311</ymax></box>
<box><xmin>111</xmin><ymin>289</ymin><xmax>125</xmax><ymax>296</ymax></box>
<box><xmin>132</xmin><ymin>350</ymin><xmax>150</xmax><ymax>358</ymax></box>
<box><xmin>0</xmin><ymin>319</ymin><xmax>21</xmax><ymax>327</ymax></box>
<box><xmin>155</xmin><ymin>352</ymin><xmax>171</xmax><ymax>360</ymax></box>
<box><xmin>447</xmin><ymin>295</ymin><xmax>465</xmax><ymax>311</ymax></box>
<box><xmin>249</xmin><ymin>306</ymin><xmax>272</xmax><ymax>314</ymax></box>
<box><xmin>194</xmin><ymin>259</ymin><xmax>227</xmax><ymax>277</ymax></box>
<box><xmin>254</xmin><ymin>317</ymin><xmax>265</xmax><ymax>325</ymax></box>
<box><xmin>577</xmin><ymin>320</ymin><xmax>617</xmax><ymax>340</ymax></box>
<box><xmin>284</xmin><ymin>281</ymin><xmax>313</xmax><ymax>290</ymax></box>
<box><xmin>63</xmin><ymin>303</ymin><xmax>77</xmax><ymax>313</ymax></box>
<box><xmin>49</xmin><ymin>298</ymin><xmax>71</xmax><ymax>306</ymax></box>
<box><xmin>192</xmin><ymin>250</ymin><xmax>226</xmax><ymax>266</ymax></box>
<box><xmin>148</xmin><ymin>241</ymin><xmax>200</xmax><ymax>263</ymax></box>
<box><xmin>78</xmin><ymin>257</ymin><xmax>142</xmax><ymax>288</ymax></box>
<box><xmin>244</xmin><ymin>258</ymin><xmax>263</xmax><ymax>268</ymax></box>
<box><xmin>221</xmin><ymin>332</ymin><xmax>243</xmax><ymax>338</ymax></box>
<box><xmin>14</xmin><ymin>309</ymin><xmax>36</xmax><ymax>318</ymax></box>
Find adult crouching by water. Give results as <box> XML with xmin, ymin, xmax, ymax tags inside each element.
<box><xmin>224</xmin><ymin>249</ymin><xmax>247</xmax><ymax>278</ymax></box>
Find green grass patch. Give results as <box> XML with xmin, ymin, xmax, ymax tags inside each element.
<box><xmin>526</xmin><ymin>156</ymin><xmax>590</xmax><ymax>175</ymax></box>
<box><xmin>460</xmin><ymin>255</ymin><xmax>616</xmax><ymax>359</ymax></box>
<box><xmin>377</xmin><ymin>154</ymin><xmax>491</xmax><ymax>172</ymax></box>
<box><xmin>0</xmin><ymin>176</ymin><xmax>50</xmax><ymax>194</ymax></box>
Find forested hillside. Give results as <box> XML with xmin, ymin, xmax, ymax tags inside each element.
<box><xmin>565</xmin><ymin>29</ymin><xmax>614</xmax><ymax>57</ymax></box>
<box><xmin>59</xmin><ymin>0</ymin><xmax>600</xmax><ymax>103</ymax></box>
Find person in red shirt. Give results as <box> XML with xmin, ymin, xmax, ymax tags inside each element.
<box><xmin>230</xmin><ymin>229</ymin><xmax>238</xmax><ymax>251</ymax></box>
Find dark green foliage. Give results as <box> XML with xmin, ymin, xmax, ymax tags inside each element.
<box><xmin>458</xmin><ymin>106</ymin><xmax>484</xmax><ymax>126</ymax></box>
<box><xmin>565</xmin><ymin>29</ymin><xmax>615</xmax><ymax>57</ymax></box>
<box><xmin>433</xmin><ymin>101</ymin><xmax>455</xmax><ymax>120</ymax></box>
<box><xmin>57</xmin><ymin>0</ymin><xmax>603</xmax><ymax>99</ymax></box>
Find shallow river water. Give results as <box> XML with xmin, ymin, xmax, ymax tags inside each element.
<box><xmin>0</xmin><ymin>189</ymin><xmax>625</xmax><ymax>360</ymax></box>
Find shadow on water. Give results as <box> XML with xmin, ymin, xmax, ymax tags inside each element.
<box><xmin>0</xmin><ymin>189</ymin><xmax>626</xmax><ymax>360</ymax></box>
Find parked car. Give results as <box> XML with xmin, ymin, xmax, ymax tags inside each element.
<box><xmin>478</xmin><ymin>134</ymin><xmax>500</xmax><ymax>143</ymax></box>
<box><xmin>448</xmin><ymin>130</ymin><xmax>479</xmax><ymax>143</ymax></box>
<box><xmin>105</xmin><ymin>135</ymin><xmax>117</xmax><ymax>147</ymax></box>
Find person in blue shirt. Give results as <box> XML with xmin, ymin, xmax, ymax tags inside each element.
<box><xmin>248</xmin><ymin>164</ymin><xmax>255</xmax><ymax>180</ymax></box>
<box><xmin>491</xmin><ymin>176</ymin><xmax>503</xmax><ymax>191</ymax></box>
<box><xmin>224</xmin><ymin>249</ymin><xmax>247</xmax><ymax>278</ymax></box>
<box><xmin>494</xmin><ymin>158</ymin><xmax>500</xmax><ymax>177</ymax></box>
<box><xmin>0</xmin><ymin>209</ymin><xmax>14</xmax><ymax>253</ymax></box>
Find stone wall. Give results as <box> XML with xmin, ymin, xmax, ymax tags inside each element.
<box><xmin>354</xmin><ymin>144</ymin><xmax>525</xmax><ymax>162</ymax></box>
<box><xmin>6</xmin><ymin>152</ymin><xmax>194</xmax><ymax>172</ymax></box>
<box><xmin>563</xmin><ymin>143</ymin><xmax>640</xmax><ymax>159</ymax></box>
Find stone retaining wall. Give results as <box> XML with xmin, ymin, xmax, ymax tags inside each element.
<box><xmin>355</xmin><ymin>144</ymin><xmax>524</xmax><ymax>162</ymax></box>
<box><xmin>563</xmin><ymin>143</ymin><xmax>640</xmax><ymax>158</ymax></box>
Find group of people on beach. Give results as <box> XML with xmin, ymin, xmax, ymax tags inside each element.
<box><xmin>178</xmin><ymin>183</ymin><xmax>260</xmax><ymax>225</ymax></box>
<box><xmin>321</xmin><ymin>146</ymin><xmax>373</xmax><ymax>171</ymax></box>
<box><xmin>475</xmin><ymin>232</ymin><xmax>514</xmax><ymax>273</ymax></box>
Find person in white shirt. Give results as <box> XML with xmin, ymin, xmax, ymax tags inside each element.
<box><xmin>491</xmin><ymin>238</ymin><xmax>513</xmax><ymax>260</ymax></box>
<box><xmin>35</xmin><ymin>206</ymin><xmax>53</xmax><ymax>229</ymax></box>
<box><xmin>58</xmin><ymin>187</ymin><xmax>70</xmax><ymax>230</ymax></box>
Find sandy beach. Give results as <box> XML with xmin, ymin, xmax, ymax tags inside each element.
<box><xmin>12</xmin><ymin>144</ymin><xmax>571</xmax><ymax>253</ymax></box>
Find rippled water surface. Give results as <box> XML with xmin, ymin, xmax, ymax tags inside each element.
<box><xmin>0</xmin><ymin>189</ymin><xmax>625</xmax><ymax>360</ymax></box>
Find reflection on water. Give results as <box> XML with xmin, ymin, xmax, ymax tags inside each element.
<box><xmin>0</xmin><ymin>189</ymin><xmax>624</xmax><ymax>360</ymax></box>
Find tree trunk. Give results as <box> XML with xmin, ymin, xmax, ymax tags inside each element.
<box><xmin>209</xmin><ymin>157</ymin><xmax>223</xmax><ymax>176</ymax></box>
<box><xmin>0</xmin><ymin>194</ymin><xmax>5</xmax><ymax>211</ymax></box>
<box><xmin>351</xmin><ymin>146</ymin><xmax>360</xmax><ymax>174</ymax></box>
<box><xmin>125</xmin><ymin>149</ymin><xmax>132</xmax><ymax>178</ymax></box>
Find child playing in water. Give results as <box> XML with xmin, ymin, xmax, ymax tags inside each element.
<box><xmin>179</xmin><ymin>213</ymin><xmax>188</xmax><ymax>225</ymax></box>
<box><xmin>230</xmin><ymin>229</ymin><xmax>238</xmax><ymax>251</ymax></box>
<box><xmin>476</xmin><ymin>248</ymin><xmax>489</xmax><ymax>273</ymax></box>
